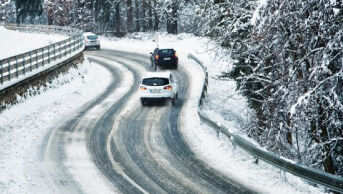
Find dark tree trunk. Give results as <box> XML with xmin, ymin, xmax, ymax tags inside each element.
<box><xmin>167</xmin><ymin>0</ymin><xmax>178</xmax><ymax>34</ymax></box>
<box><xmin>134</xmin><ymin>0</ymin><xmax>140</xmax><ymax>32</ymax></box>
<box><xmin>148</xmin><ymin>0</ymin><xmax>153</xmax><ymax>30</ymax></box>
<box><xmin>170</xmin><ymin>1</ymin><xmax>178</xmax><ymax>34</ymax></box>
<box><xmin>127</xmin><ymin>0</ymin><xmax>134</xmax><ymax>32</ymax></box>
<box><xmin>142</xmin><ymin>0</ymin><xmax>147</xmax><ymax>31</ymax></box>
<box><xmin>94</xmin><ymin>0</ymin><xmax>99</xmax><ymax>19</ymax></box>
<box><xmin>166</xmin><ymin>4</ymin><xmax>171</xmax><ymax>33</ymax></box>
<box><xmin>153</xmin><ymin>0</ymin><xmax>159</xmax><ymax>31</ymax></box>
<box><xmin>286</xmin><ymin>113</ymin><xmax>293</xmax><ymax>146</ymax></box>
<box><xmin>115</xmin><ymin>2</ymin><xmax>122</xmax><ymax>36</ymax></box>
<box><xmin>318</xmin><ymin>104</ymin><xmax>335</xmax><ymax>175</ymax></box>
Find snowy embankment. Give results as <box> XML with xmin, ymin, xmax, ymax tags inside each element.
<box><xmin>0</xmin><ymin>27</ymin><xmax>112</xmax><ymax>193</ymax></box>
<box><xmin>0</xmin><ymin>61</ymin><xmax>112</xmax><ymax>193</ymax></box>
<box><xmin>101</xmin><ymin>33</ymin><xmax>326</xmax><ymax>194</ymax></box>
<box><xmin>0</xmin><ymin>26</ymin><xmax>66</xmax><ymax>60</ymax></box>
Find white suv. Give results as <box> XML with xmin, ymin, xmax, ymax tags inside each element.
<box><xmin>139</xmin><ymin>72</ymin><xmax>178</xmax><ymax>106</ymax></box>
<box><xmin>83</xmin><ymin>32</ymin><xmax>100</xmax><ymax>50</ymax></box>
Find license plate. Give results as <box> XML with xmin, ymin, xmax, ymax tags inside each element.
<box><xmin>163</xmin><ymin>57</ymin><xmax>171</xmax><ymax>61</ymax></box>
<box><xmin>150</xmin><ymin>89</ymin><xmax>161</xmax><ymax>93</ymax></box>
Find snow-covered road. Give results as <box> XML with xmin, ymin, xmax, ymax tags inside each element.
<box><xmin>0</xmin><ymin>30</ymin><xmax>326</xmax><ymax>193</ymax></box>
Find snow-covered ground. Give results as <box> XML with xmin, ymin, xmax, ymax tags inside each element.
<box><xmin>0</xmin><ymin>28</ymin><xmax>327</xmax><ymax>194</ymax></box>
<box><xmin>0</xmin><ymin>26</ymin><xmax>66</xmax><ymax>60</ymax></box>
<box><xmin>0</xmin><ymin>59</ymin><xmax>112</xmax><ymax>193</ymax></box>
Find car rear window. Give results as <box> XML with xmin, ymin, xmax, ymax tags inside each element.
<box><xmin>142</xmin><ymin>77</ymin><xmax>169</xmax><ymax>86</ymax></box>
<box><xmin>159</xmin><ymin>49</ymin><xmax>174</xmax><ymax>57</ymax></box>
<box><xmin>87</xmin><ymin>35</ymin><xmax>98</xmax><ymax>40</ymax></box>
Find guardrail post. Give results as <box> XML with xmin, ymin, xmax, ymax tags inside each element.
<box><xmin>53</xmin><ymin>44</ymin><xmax>56</xmax><ymax>61</ymax></box>
<box><xmin>35</xmin><ymin>50</ymin><xmax>38</xmax><ymax>69</ymax></box>
<box><xmin>0</xmin><ymin>60</ymin><xmax>3</xmax><ymax>84</ymax></box>
<box><xmin>29</xmin><ymin>51</ymin><xmax>32</xmax><ymax>72</ymax></box>
<box><xmin>48</xmin><ymin>45</ymin><xmax>50</xmax><ymax>64</ymax></box>
<box><xmin>64</xmin><ymin>40</ymin><xmax>67</xmax><ymax>57</ymax></box>
<box><xmin>73</xmin><ymin>38</ymin><xmax>76</xmax><ymax>52</ymax></box>
<box><xmin>59</xmin><ymin>42</ymin><xmax>62</xmax><ymax>59</ymax></box>
<box><xmin>22</xmin><ymin>54</ymin><xmax>25</xmax><ymax>75</ymax></box>
<box><xmin>280</xmin><ymin>169</ymin><xmax>287</xmax><ymax>182</ymax></box>
<box><xmin>69</xmin><ymin>39</ymin><xmax>72</xmax><ymax>54</ymax></box>
<box><xmin>254</xmin><ymin>157</ymin><xmax>259</xmax><ymax>164</ymax></box>
<box><xmin>42</xmin><ymin>47</ymin><xmax>45</xmax><ymax>66</ymax></box>
<box><xmin>8</xmin><ymin>59</ymin><xmax>11</xmax><ymax>81</ymax></box>
<box><xmin>15</xmin><ymin>56</ymin><xmax>19</xmax><ymax>78</ymax></box>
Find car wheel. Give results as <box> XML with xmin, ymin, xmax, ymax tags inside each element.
<box><xmin>141</xmin><ymin>99</ymin><xmax>145</xmax><ymax>106</ymax></box>
<box><xmin>97</xmin><ymin>46</ymin><xmax>100</xmax><ymax>50</ymax></box>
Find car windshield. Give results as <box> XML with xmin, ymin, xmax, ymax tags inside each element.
<box><xmin>87</xmin><ymin>35</ymin><xmax>98</xmax><ymax>40</ymax></box>
<box><xmin>142</xmin><ymin>77</ymin><xmax>169</xmax><ymax>86</ymax></box>
<box><xmin>159</xmin><ymin>49</ymin><xmax>174</xmax><ymax>57</ymax></box>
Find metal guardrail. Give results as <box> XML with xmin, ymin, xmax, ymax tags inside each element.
<box><xmin>187</xmin><ymin>53</ymin><xmax>343</xmax><ymax>193</ymax></box>
<box><xmin>0</xmin><ymin>24</ymin><xmax>84</xmax><ymax>86</ymax></box>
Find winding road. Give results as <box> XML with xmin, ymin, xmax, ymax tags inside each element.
<box><xmin>42</xmin><ymin>49</ymin><xmax>255</xmax><ymax>194</ymax></box>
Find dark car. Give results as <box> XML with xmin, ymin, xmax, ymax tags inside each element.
<box><xmin>154</xmin><ymin>49</ymin><xmax>178</xmax><ymax>69</ymax></box>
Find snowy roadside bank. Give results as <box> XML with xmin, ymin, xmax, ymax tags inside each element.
<box><xmin>101</xmin><ymin>33</ymin><xmax>326</xmax><ymax>193</ymax></box>
<box><xmin>0</xmin><ymin>26</ymin><xmax>66</xmax><ymax>60</ymax></box>
<box><xmin>0</xmin><ymin>59</ymin><xmax>112</xmax><ymax>193</ymax></box>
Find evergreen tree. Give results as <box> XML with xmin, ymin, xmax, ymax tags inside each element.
<box><xmin>228</xmin><ymin>0</ymin><xmax>343</xmax><ymax>176</ymax></box>
<box><xmin>15</xmin><ymin>0</ymin><xmax>43</xmax><ymax>24</ymax></box>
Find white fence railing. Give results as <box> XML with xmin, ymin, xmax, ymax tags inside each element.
<box><xmin>0</xmin><ymin>24</ymin><xmax>84</xmax><ymax>86</ymax></box>
<box><xmin>187</xmin><ymin>53</ymin><xmax>343</xmax><ymax>193</ymax></box>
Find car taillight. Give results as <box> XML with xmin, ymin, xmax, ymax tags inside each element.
<box><xmin>155</xmin><ymin>55</ymin><xmax>159</xmax><ymax>60</ymax></box>
<box><xmin>140</xmin><ymin>86</ymin><xmax>147</xmax><ymax>90</ymax></box>
<box><xmin>164</xmin><ymin>85</ymin><xmax>172</xmax><ymax>90</ymax></box>
<box><xmin>174</xmin><ymin>53</ymin><xmax>178</xmax><ymax>58</ymax></box>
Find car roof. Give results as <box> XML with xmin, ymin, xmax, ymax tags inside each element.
<box><xmin>143</xmin><ymin>72</ymin><xmax>171</xmax><ymax>79</ymax></box>
<box><xmin>159</xmin><ymin>48</ymin><xmax>174</xmax><ymax>51</ymax></box>
<box><xmin>83</xmin><ymin>32</ymin><xmax>97</xmax><ymax>36</ymax></box>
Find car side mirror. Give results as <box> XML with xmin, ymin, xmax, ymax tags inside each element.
<box><xmin>150</xmin><ymin>52</ymin><xmax>153</xmax><ymax>54</ymax></box>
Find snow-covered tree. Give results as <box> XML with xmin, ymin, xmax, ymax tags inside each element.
<box><xmin>229</xmin><ymin>0</ymin><xmax>343</xmax><ymax>176</ymax></box>
<box><xmin>44</xmin><ymin>0</ymin><xmax>72</xmax><ymax>26</ymax></box>
<box><xmin>15</xmin><ymin>0</ymin><xmax>43</xmax><ymax>24</ymax></box>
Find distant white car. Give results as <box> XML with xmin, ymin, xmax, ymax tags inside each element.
<box><xmin>82</xmin><ymin>32</ymin><xmax>100</xmax><ymax>50</ymax></box>
<box><xmin>139</xmin><ymin>72</ymin><xmax>178</xmax><ymax>106</ymax></box>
